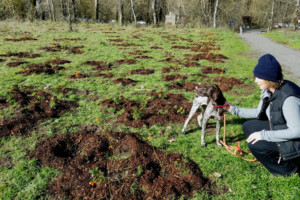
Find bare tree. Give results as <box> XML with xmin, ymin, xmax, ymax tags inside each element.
<box><xmin>67</xmin><ymin>0</ymin><xmax>72</xmax><ymax>31</ymax></box>
<box><xmin>152</xmin><ymin>0</ymin><xmax>157</xmax><ymax>24</ymax></box>
<box><xmin>118</xmin><ymin>0</ymin><xmax>123</xmax><ymax>25</ymax></box>
<box><xmin>95</xmin><ymin>0</ymin><xmax>100</xmax><ymax>20</ymax></box>
<box><xmin>213</xmin><ymin>0</ymin><xmax>219</xmax><ymax>28</ymax></box>
<box><xmin>130</xmin><ymin>0</ymin><xmax>137</xmax><ymax>24</ymax></box>
<box><xmin>269</xmin><ymin>0</ymin><xmax>275</xmax><ymax>31</ymax></box>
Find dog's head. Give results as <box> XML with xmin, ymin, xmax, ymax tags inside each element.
<box><xmin>194</xmin><ymin>84</ymin><xmax>226</xmax><ymax>106</ymax></box>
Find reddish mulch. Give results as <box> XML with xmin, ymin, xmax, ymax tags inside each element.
<box><xmin>101</xmin><ymin>93</ymin><xmax>196</xmax><ymax>128</ymax></box>
<box><xmin>7</xmin><ymin>61</ymin><xmax>28</xmax><ymax>67</ymax></box>
<box><xmin>45</xmin><ymin>59</ymin><xmax>71</xmax><ymax>65</ymax></box>
<box><xmin>31</xmin><ymin>127</ymin><xmax>222</xmax><ymax>199</ymax></box>
<box><xmin>0</xmin><ymin>52</ymin><xmax>41</xmax><ymax>58</ymax></box>
<box><xmin>113</xmin><ymin>78</ymin><xmax>138</xmax><ymax>86</ymax></box>
<box><xmin>114</xmin><ymin>59</ymin><xmax>137</xmax><ymax>65</ymax></box>
<box><xmin>213</xmin><ymin>77</ymin><xmax>243</xmax><ymax>92</ymax></box>
<box><xmin>202</xmin><ymin>67</ymin><xmax>226</xmax><ymax>74</ymax></box>
<box><xmin>130</xmin><ymin>69</ymin><xmax>155</xmax><ymax>75</ymax></box>
<box><xmin>162</xmin><ymin>75</ymin><xmax>187</xmax><ymax>81</ymax></box>
<box><xmin>0</xmin><ymin>86</ymin><xmax>78</xmax><ymax>137</ymax></box>
<box><xmin>169</xmin><ymin>82</ymin><xmax>198</xmax><ymax>92</ymax></box>
<box><xmin>18</xmin><ymin>63</ymin><xmax>65</xmax><ymax>75</ymax></box>
<box><xmin>68</xmin><ymin>73</ymin><xmax>90</xmax><ymax>79</ymax></box>
<box><xmin>4</xmin><ymin>36</ymin><xmax>37</xmax><ymax>42</ymax></box>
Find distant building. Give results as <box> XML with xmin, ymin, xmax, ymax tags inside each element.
<box><xmin>165</xmin><ymin>12</ymin><xmax>176</xmax><ymax>25</ymax></box>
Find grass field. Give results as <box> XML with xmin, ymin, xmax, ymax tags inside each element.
<box><xmin>0</xmin><ymin>21</ymin><xmax>299</xmax><ymax>199</ymax></box>
<box><xmin>264</xmin><ymin>28</ymin><xmax>300</xmax><ymax>50</ymax></box>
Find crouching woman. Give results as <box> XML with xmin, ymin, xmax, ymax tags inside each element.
<box><xmin>226</xmin><ymin>54</ymin><xmax>300</xmax><ymax>176</ymax></box>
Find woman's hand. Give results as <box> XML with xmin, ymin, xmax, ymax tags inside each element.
<box><xmin>247</xmin><ymin>132</ymin><xmax>262</xmax><ymax>144</ymax></box>
<box><xmin>224</xmin><ymin>101</ymin><xmax>232</xmax><ymax>111</ymax></box>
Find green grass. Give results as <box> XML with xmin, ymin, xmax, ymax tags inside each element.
<box><xmin>0</xmin><ymin>21</ymin><xmax>299</xmax><ymax>199</ymax></box>
<box><xmin>264</xmin><ymin>29</ymin><xmax>300</xmax><ymax>50</ymax></box>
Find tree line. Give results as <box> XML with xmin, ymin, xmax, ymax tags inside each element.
<box><xmin>1</xmin><ymin>0</ymin><xmax>300</xmax><ymax>29</ymax></box>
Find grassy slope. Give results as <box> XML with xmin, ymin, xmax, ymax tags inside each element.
<box><xmin>0</xmin><ymin>21</ymin><xmax>299</xmax><ymax>200</ymax></box>
<box><xmin>264</xmin><ymin>29</ymin><xmax>300</xmax><ymax>50</ymax></box>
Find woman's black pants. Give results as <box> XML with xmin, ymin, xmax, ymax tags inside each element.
<box><xmin>242</xmin><ymin>119</ymin><xmax>298</xmax><ymax>176</ymax></box>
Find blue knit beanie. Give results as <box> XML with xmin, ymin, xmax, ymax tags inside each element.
<box><xmin>253</xmin><ymin>54</ymin><xmax>283</xmax><ymax>82</ymax></box>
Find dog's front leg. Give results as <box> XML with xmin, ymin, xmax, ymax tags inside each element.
<box><xmin>201</xmin><ymin>116</ymin><xmax>209</xmax><ymax>147</ymax></box>
<box><xmin>182</xmin><ymin>98</ymin><xmax>200</xmax><ymax>134</ymax></box>
<box><xmin>215</xmin><ymin>120</ymin><xmax>222</xmax><ymax>146</ymax></box>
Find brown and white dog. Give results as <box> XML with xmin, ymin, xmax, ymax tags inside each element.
<box><xmin>182</xmin><ymin>84</ymin><xmax>226</xmax><ymax>147</ymax></box>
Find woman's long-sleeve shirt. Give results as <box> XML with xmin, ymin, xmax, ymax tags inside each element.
<box><xmin>229</xmin><ymin>90</ymin><xmax>300</xmax><ymax>142</ymax></box>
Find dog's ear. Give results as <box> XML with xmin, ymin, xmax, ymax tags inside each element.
<box><xmin>214</xmin><ymin>85</ymin><xmax>226</xmax><ymax>105</ymax></box>
<box><xmin>210</xmin><ymin>85</ymin><xmax>220</xmax><ymax>105</ymax></box>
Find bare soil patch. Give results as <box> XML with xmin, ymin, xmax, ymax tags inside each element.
<box><xmin>45</xmin><ymin>59</ymin><xmax>71</xmax><ymax>65</ymax></box>
<box><xmin>162</xmin><ymin>75</ymin><xmax>187</xmax><ymax>81</ymax></box>
<box><xmin>213</xmin><ymin>77</ymin><xmax>243</xmax><ymax>92</ymax></box>
<box><xmin>113</xmin><ymin>78</ymin><xmax>138</xmax><ymax>86</ymax></box>
<box><xmin>7</xmin><ymin>61</ymin><xmax>28</xmax><ymax>67</ymax></box>
<box><xmin>101</xmin><ymin>93</ymin><xmax>196</xmax><ymax>128</ymax></box>
<box><xmin>95</xmin><ymin>73</ymin><xmax>115</xmax><ymax>78</ymax></box>
<box><xmin>202</xmin><ymin>67</ymin><xmax>226</xmax><ymax>74</ymax></box>
<box><xmin>31</xmin><ymin>126</ymin><xmax>223</xmax><ymax>199</ymax></box>
<box><xmin>0</xmin><ymin>86</ymin><xmax>78</xmax><ymax>137</ymax></box>
<box><xmin>130</xmin><ymin>69</ymin><xmax>155</xmax><ymax>75</ymax></box>
<box><xmin>0</xmin><ymin>52</ymin><xmax>41</xmax><ymax>58</ymax></box>
<box><xmin>169</xmin><ymin>82</ymin><xmax>198</xmax><ymax>92</ymax></box>
<box><xmin>18</xmin><ymin>63</ymin><xmax>65</xmax><ymax>75</ymax></box>
<box><xmin>4</xmin><ymin>36</ymin><xmax>37</xmax><ymax>42</ymax></box>
<box><xmin>82</xmin><ymin>61</ymin><xmax>112</xmax><ymax>71</ymax></box>
<box><xmin>114</xmin><ymin>59</ymin><xmax>137</xmax><ymax>65</ymax></box>
<box><xmin>68</xmin><ymin>73</ymin><xmax>90</xmax><ymax>79</ymax></box>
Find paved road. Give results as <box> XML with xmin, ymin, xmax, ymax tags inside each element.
<box><xmin>238</xmin><ymin>29</ymin><xmax>300</xmax><ymax>85</ymax></box>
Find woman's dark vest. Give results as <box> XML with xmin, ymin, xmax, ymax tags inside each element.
<box><xmin>268</xmin><ymin>80</ymin><xmax>300</xmax><ymax>160</ymax></box>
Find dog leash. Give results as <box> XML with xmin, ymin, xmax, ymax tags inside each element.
<box><xmin>219</xmin><ymin>113</ymin><xmax>261</xmax><ymax>165</ymax></box>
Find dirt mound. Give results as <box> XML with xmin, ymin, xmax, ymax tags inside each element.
<box><xmin>162</xmin><ymin>75</ymin><xmax>187</xmax><ymax>81</ymax></box>
<box><xmin>130</xmin><ymin>69</ymin><xmax>155</xmax><ymax>75</ymax></box>
<box><xmin>113</xmin><ymin>78</ymin><xmax>138</xmax><ymax>86</ymax></box>
<box><xmin>185</xmin><ymin>53</ymin><xmax>228</xmax><ymax>63</ymax></box>
<box><xmin>162</xmin><ymin>67</ymin><xmax>175</xmax><ymax>73</ymax></box>
<box><xmin>82</xmin><ymin>61</ymin><xmax>112</xmax><ymax>71</ymax></box>
<box><xmin>68</xmin><ymin>73</ymin><xmax>89</xmax><ymax>79</ymax></box>
<box><xmin>18</xmin><ymin>63</ymin><xmax>65</xmax><ymax>75</ymax></box>
<box><xmin>171</xmin><ymin>46</ymin><xmax>191</xmax><ymax>49</ymax></box>
<box><xmin>32</xmin><ymin>127</ymin><xmax>220</xmax><ymax>199</ymax></box>
<box><xmin>41</xmin><ymin>44</ymin><xmax>85</xmax><ymax>54</ymax></box>
<box><xmin>7</xmin><ymin>61</ymin><xmax>28</xmax><ymax>67</ymax></box>
<box><xmin>114</xmin><ymin>59</ymin><xmax>137</xmax><ymax>65</ymax></box>
<box><xmin>101</xmin><ymin>93</ymin><xmax>196</xmax><ymax>128</ymax></box>
<box><xmin>95</xmin><ymin>73</ymin><xmax>115</xmax><ymax>78</ymax></box>
<box><xmin>45</xmin><ymin>59</ymin><xmax>71</xmax><ymax>65</ymax></box>
<box><xmin>169</xmin><ymin>82</ymin><xmax>198</xmax><ymax>92</ymax></box>
<box><xmin>4</xmin><ymin>36</ymin><xmax>37</xmax><ymax>42</ymax></box>
<box><xmin>0</xmin><ymin>86</ymin><xmax>78</xmax><ymax>137</ymax></box>
<box><xmin>202</xmin><ymin>67</ymin><xmax>226</xmax><ymax>74</ymax></box>
<box><xmin>213</xmin><ymin>77</ymin><xmax>243</xmax><ymax>92</ymax></box>
<box><xmin>0</xmin><ymin>52</ymin><xmax>40</xmax><ymax>58</ymax></box>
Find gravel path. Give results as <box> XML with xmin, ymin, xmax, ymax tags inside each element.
<box><xmin>238</xmin><ymin>29</ymin><xmax>300</xmax><ymax>85</ymax></box>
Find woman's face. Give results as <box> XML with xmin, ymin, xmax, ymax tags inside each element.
<box><xmin>254</xmin><ymin>77</ymin><xmax>269</xmax><ymax>90</ymax></box>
